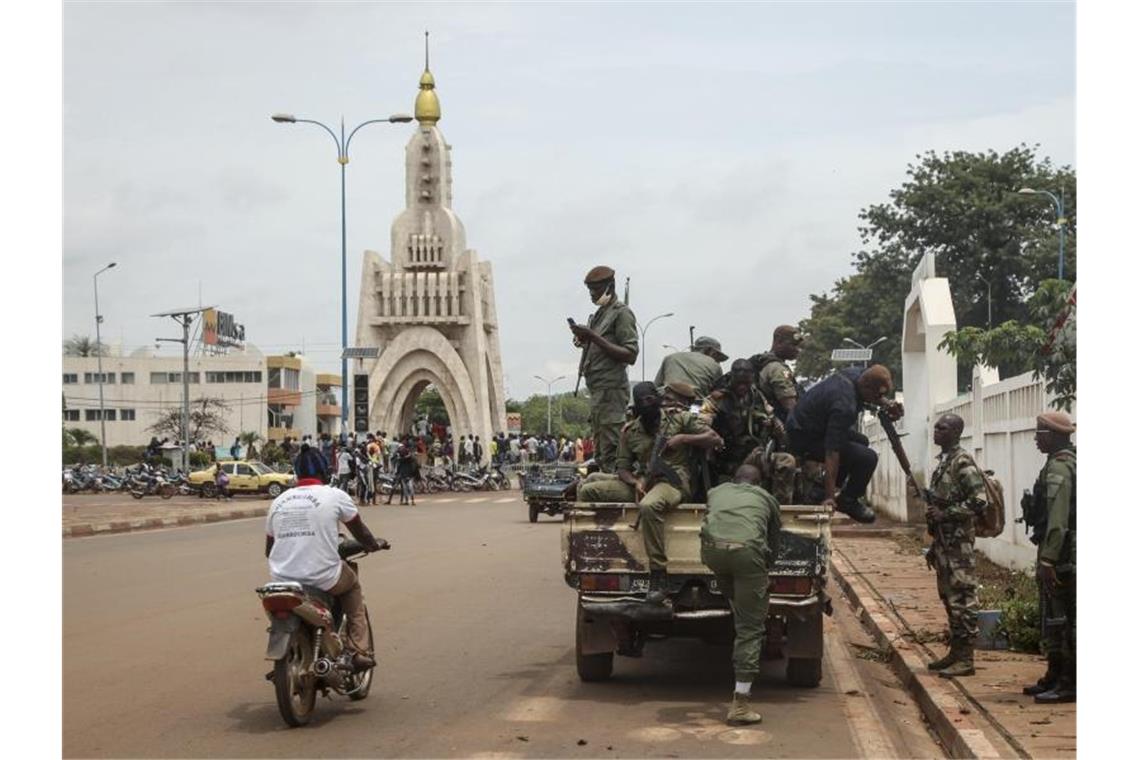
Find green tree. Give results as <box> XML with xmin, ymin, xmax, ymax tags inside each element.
<box><xmin>66</xmin><ymin>427</ymin><xmax>98</xmax><ymax>447</ymax></box>
<box><xmin>63</xmin><ymin>334</ymin><xmax>106</xmax><ymax>357</ymax></box>
<box><xmin>147</xmin><ymin>397</ymin><xmax>231</xmax><ymax>441</ymax></box>
<box><xmin>940</xmin><ymin>280</ymin><xmax>1075</xmax><ymax>410</ymax></box>
<box><xmin>797</xmin><ymin>145</ymin><xmax>1075</xmax><ymax>388</ymax></box>
<box><xmin>414</xmin><ymin>386</ymin><xmax>450</xmax><ymax>426</ymax></box>
<box><xmin>512</xmin><ymin>392</ymin><xmax>594</xmax><ymax>439</ymax></box>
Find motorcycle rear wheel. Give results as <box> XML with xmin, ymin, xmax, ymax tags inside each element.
<box><xmin>159</xmin><ymin>484</ymin><xmax>176</xmax><ymax>499</ymax></box>
<box><xmin>131</xmin><ymin>490</ymin><xmax>145</xmax><ymax>500</ymax></box>
<box><xmin>274</xmin><ymin>626</ymin><xmax>317</xmax><ymax>727</ymax></box>
<box><xmin>347</xmin><ymin>609</ymin><xmax>375</xmax><ymax>701</ymax></box>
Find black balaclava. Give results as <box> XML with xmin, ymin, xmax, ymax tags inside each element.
<box><xmin>631</xmin><ymin>381</ymin><xmax>662</xmax><ymax>431</ymax></box>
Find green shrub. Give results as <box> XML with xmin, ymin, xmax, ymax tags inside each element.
<box><xmin>189</xmin><ymin>451</ymin><xmax>211</xmax><ymax>468</ymax></box>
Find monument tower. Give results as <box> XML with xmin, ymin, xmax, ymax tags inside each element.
<box><xmin>355</xmin><ymin>35</ymin><xmax>507</xmax><ymax>441</ymax></box>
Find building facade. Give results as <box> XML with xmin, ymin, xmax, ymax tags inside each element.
<box><xmin>63</xmin><ymin>346</ymin><xmax>341</xmax><ymax>448</ymax></box>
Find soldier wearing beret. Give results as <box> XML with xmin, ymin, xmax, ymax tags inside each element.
<box><xmin>578</xmin><ymin>381</ymin><xmax>723</xmax><ymax>604</ymax></box>
<box><xmin>570</xmin><ymin>266</ymin><xmax>639</xmax><ymax>473</ymax></box>
<box><xmin>1023</xmin><ymin>411</ymin><xmax>1076</xmax><ymax>704</ymax></box>
<box><xmin>750</xmin><ymin>325</ymin><xmax>804</xmax><ymax>422</ymax></box>
<box><xmin>655</xmin><ymin>336</ymin><xmax>727</xmax><ymax>399</ymax></box>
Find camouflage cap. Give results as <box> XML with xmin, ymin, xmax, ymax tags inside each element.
<box><xmin>584</xmin><ymin>265</ymin><xmax>615</xmax><ymax>284</ymax></box>
<box><xmin>664</xmin><ymin>380</ymin><xmax>698</xmax><ymax>401</ymax></box>
<box><xmin>693</xmin><ymin>336</ymin><xmax>729</xmax><ymax>362</ymax></box>
<box><xmin>773</xmin><ymin>325</ymin><xmax>805</xmax><ymax>344</ymax></box>
<box><xmin>1036</xmin><ymin>411</ymin><xmax>1075</xmax><ymax>434</ymax></box>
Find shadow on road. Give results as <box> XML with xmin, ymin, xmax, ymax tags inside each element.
<box><xmin>225</xmin><ymin>699</ymin><xmax>368</xmax><ymax>735</ymax></box>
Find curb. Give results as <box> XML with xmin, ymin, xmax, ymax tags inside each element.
<box><xmin>831</xmin><ymin>549</ymin><xmax>1013</xmax><ymax>759</ymax></box>
<box><xmin>63</xmin><ymin>507</ymin><xmax>268</xmax><ymax>538</ymax></box>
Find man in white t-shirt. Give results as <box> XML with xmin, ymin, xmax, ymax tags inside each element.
<box><xmin>265</xmin><ymin>445</ymin><xmax>387</xmax><ymax>670</ymax></box>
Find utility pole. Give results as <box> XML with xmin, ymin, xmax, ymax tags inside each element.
<box><xmin>154</xmin><ymin>306</ymin><xmax>212</xmax><ymax>472</ymax></box>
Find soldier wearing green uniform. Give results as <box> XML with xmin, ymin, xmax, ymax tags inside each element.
<box><xmin>750</xmin><ymin>325</ymin><xmax>804</xmax><ymax>422</ymax></box>
<box><xmin>577</xmin><ymin>381</ymin><xmax>723</xmax><ymax>603</ymax></box>
<box><xmin>700</xmin><ymin>464</ymin><xmax>781</xmax><ymax>726</ymax></box>
<box><xmin>655</xmin><ymin>336</ymin><xmax>728</xmax><ymax>399</ymax></box>
<box><xmin>569</xmin><ymin>266</ymin><xmax>639</xmax><ymax>473</ymax></box>
<box><xmin>1023</xmin><ymin>411</ymin><xmax>1076</xmax><ymax>704</ymax></box>
<box><xmin>702</xmin><ymin>359</ymin><xmax>796</xmax><ymax>503</ymax></box>
<box><xmin>923</xmin><ymin>413</ymin><xmax>986</xmax><ymax>678</ymax></box>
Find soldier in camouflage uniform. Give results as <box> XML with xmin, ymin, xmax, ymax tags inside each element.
<box><xmin>702</xmin><ymin>359</ymin><xmax>796</xmax><ymax>503</ymax></box>
<box><xmin>749</xmin><ymin>325</ymin><xmax>804</xmax><ymax>422</ymax></box>
<box><xmin>1023</xmin><ymin>411</ymin><xmax>1076</xmax><ymax>704</ymax></box>
<box><xmin>570</xmin><ymin>266</ymin><xmax>639</xmax><ymax>473</ymax></box>
<box><xmin>923</xmin><ymin>413</ymin><xmax>986</xmax><ymax>678</ymax></box>
<box><xmin>578</xmin><ymin>381</ymin><xmax>723</xmax><ymax>604</ymax></box>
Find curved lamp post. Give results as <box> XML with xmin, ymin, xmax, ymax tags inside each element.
<box><xmin>271</xmin><ymin>112</ymin><xmax>413</xmax><ymax>432</ymax></box>
<box><xmin>93</xmin><ymin>262</ymin><xmax>117</xmax><ymax>467</ymax></box>
<box><xmin>638</xmin><ymin>312</ymin><xmax>674</xmax><ymax>381</ymax></box>
<box><xmin>1017</xmin><ymin>187</ymin><xmax>1067</xmax><ymax>280</ymax></box>
<box><xmin>534</xmin><ymin>375</ymin><xmax>567</xmax><ymax>435</ymax></box>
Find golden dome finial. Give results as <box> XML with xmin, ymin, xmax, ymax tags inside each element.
<box><xmin>415</xmin><ymin>30</ymin><xmax>440</xmax><ymax>126</ymax></box>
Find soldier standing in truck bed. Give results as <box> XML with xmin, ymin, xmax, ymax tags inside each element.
<box><xmin>750</xmin><ymin>325</ymin><xmax>804</xmax><ymax>422</ymax></box>
<box><xmin>569</xmin><ymin>266</ymin><xmax>639</xmax><ymax>473</ymax></box>
<box><xmin>577</xmin><ymin>381</ymin><xmax>722</xmax><ymax>604</ymax></box>
<box><xmin>655</xmin><ymin>336</ymin><xmax>728</xmax><ymax>399</ymax></box>
<box><xmin>924</xmin><ymin>413</ymin><xmax>986</xmax><ymax>678</ymax></box>
<box><xmin>1023</xmin><ymin>411</ymin><xmax>1076</xmax><ymax>704</ymax></box>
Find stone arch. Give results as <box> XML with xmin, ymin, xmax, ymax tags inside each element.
<box><xmin>369</xmin><ymin>326</ymin><xmax>480</xmax><ymax>438</ymax></box>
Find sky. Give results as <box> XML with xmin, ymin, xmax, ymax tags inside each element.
<box><xmin>62</xmin><ymin>1</ymin><xmax>1075</xmax><ymax>401</ymax></box>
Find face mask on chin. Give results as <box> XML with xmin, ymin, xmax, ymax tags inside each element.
<box><xmin>592</xmin><ymin>291</ymin><xmax>614</xmax><ymax>307</ymax></box>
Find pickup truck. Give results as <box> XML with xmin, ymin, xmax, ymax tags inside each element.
<box><xmin>562</xmin><ymin>500</ymin><xmax>832</xmax><ymax>686</ymax></box>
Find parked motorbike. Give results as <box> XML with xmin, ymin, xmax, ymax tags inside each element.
<box><xmin>129</xmin><ymin>468</ymin><xmax>175</xmax><ymax>499</ymax></box>
<box><xmin>256</xmin><ymin>537</ymin><xmax>390</xmax><ymax>727</ymax></box>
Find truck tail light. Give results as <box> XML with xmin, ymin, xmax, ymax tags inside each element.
<box><xmin>579</xmin><ymin>574</ymin><xmax>623</xmax><ymax>592</ymax></box>
<box><xmin>769</xmin><ymin>576</ymin><xmax>813</xmax><ymax>596</ymax></box>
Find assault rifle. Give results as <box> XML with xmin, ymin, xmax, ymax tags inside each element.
<box><xmin>875</xmin><ymin>406</ymin><xmax>941</xmax><ymax>541</ymax></box>
<box><xmin>646</xmin><ymin>430</ymin><xmax>683</xmax><ymax>492</ymax></box>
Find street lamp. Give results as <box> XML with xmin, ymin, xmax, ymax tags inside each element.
<box><xmin>977</xmin><ymin>272</ymin><xmax>992</xmax><ymax>329</ymax></box>
<box><xmin>1017</xmin><ymin>187</ymin><xmax>1068</xmax><ymax>280</ymax></box>
<box><xmin>93</xmin><ymin>262</ymin><xmax>117</xmax><ymax>467</ymax></box>
<box><xmin>638</xmin><ymin>312</ymin><xmax>674</xmax><ymax>381</ymax></box>
<box><xmin>843</xmin><ymin>336</ymin><xmax>887</xmax><ymax>368</ymax></box>
<box><xmin>662</xmin><ymin>343</ymin><xmax>682</xmax><ymax>353</ymax></box>
<box><xmin>272</xmin><ymin>111</ymin><xmax>414</xmax><ymax>433</ymax></box>
<box><xmin>534</xmin><ymin>375</ymin><xmax>567</xmax><ymax>435</ymax></box>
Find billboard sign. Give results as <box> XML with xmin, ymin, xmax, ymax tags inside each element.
<box><xmin>203</xmin><ymin>308</ymin><xmax>246</xmax><ymax>349</ymax></box>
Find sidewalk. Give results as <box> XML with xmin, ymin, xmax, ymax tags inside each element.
<box><xmin>830</xmin><ymin>530</ymin><xmax>1076</xmax><ymax>759</ymax></box>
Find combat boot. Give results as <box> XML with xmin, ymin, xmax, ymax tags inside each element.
<box><xmin>1023</xmin><ymin>653</ymin><xmax>1062</xmax><ymax>696</ymax></box>
<box><xmin>926</xmin><ymin>646</ymin><xmax>959</xmax><ymax>671</ymax></box>
<box><xmin>938</xmin><ymin>645</ymin><xmax>975</xmax><ymax>678</ymax></box>
<box><xmin>726</xmin><ymin>691</ymin><xmax>762</xmax><ymax>726</ymax></box>
<box><xmin>1034</xmin><ymin>675</ymin><xmax>1075</xmax><ymax>704</ymax></box>
<box><xmin>644</xmin><ymin>570</ymin><xmax>669</xmax><ymax>606</ymax></box>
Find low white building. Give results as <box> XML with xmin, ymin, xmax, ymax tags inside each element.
<box><xmin>62</xmin><ymin>345</ymin><xmax>342</xmax><ymax>449</ymax></box>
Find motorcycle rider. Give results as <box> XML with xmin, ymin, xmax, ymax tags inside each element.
<box><xmin>265</xmin><ymin>444</ymin><xmax>386</xmax><ymax>671</ymax></box>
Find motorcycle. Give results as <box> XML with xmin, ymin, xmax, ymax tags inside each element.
<box><xmin>256</xmin><ymin>537</ymin><xmax>389</xmax><ymax>727</ymax></box>
<box><xmin>129</xmin><ymin>468</ymin><xmax>176</xmax><ymax>499</ymax></box>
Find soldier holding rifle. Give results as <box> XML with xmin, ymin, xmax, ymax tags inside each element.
<box><xmin>923</xmin><ymin>413</ymin><xmax>986</xmax><ymax>678</ymax></box>
<box><xmin>1022</xmin><ymin>411</ymin><xmax>1076</xmax><ymax>704</ymax></box>
<box><xmin>577</xmin><ymin>381</ymin><xmax>723</xmax><ymax>604</ymax></box>
<box><xmin>569</xmin><ymin>266</ymin><xmax>639</xmax><ymax>473</ymax></box>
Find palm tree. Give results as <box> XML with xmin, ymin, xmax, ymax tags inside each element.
<box><xmin>67</xmin><ymin>428</ymin><xmax>98</xmax><ymax>447</ymax></box>
<box><xmin>63</xmin><ymin>334</ymin><xmax>106</xmax><ymax>357</ymax></box>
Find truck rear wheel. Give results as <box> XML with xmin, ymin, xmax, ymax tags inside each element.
<box><xmin>786</xmin><ymin>657</ymin><xmax>822</xmax><ymax>688</ymax></box>
<box><xmin>528</xmin><ymin>501</ymin><xmax>539</xmax><ymax>523</ymax></box>
<box><xmin>576</xmin><ymin>606</ymin><xmax>614</xmax><ymax>682</ymax></box>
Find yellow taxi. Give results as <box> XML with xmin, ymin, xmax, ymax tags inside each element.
<box><xmin>189</xmin><ymin>460</ymin><xmax>296</xmax><ymax>498</ymax></box>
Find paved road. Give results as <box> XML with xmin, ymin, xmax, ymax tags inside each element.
<box><xmin>63</xmin><ymin>499</ymin><xmax>942</xmax><ymax>758</ymax></box>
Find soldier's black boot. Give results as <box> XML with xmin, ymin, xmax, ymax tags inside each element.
<box><xmin>939</xmin><ymin>644</ymin><xmax>975</xmax><ymax>678</ymax></box>
<box><xmin>644</xmin><ymin>570</ymin><xmax>669</xmax><ymax>605</ymax></box>
<box><xmin>1034</xmin><ymin>660</ymin><xmax>1076</xmax><ymax>704</ymax></box>
<box><xmin>837</xmin><ymin>495</ymin><xmax>876</xmax><ymax>524</ymax></box>
<box><xmin>926</xmin><ymin>646</ymin><xmax>959</xmax><ymax>671</ymax></box>
<box><xmin>1023</xmin><ymin>653</ymin><xmax>1062</xmax><ymax>696</ymax></box>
